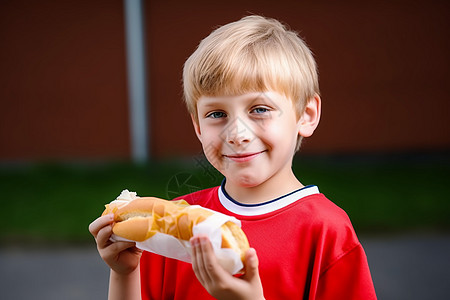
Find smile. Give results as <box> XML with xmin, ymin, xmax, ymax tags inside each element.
<box><xmin>223</xmin><ymin>151</ymin><xmax>265</xmax><ymax>163</ymax></box>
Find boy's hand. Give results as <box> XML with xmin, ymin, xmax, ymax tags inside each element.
<box><xmin>89</xmin><ymin>214</ymin><xmax>143</xmax><ymax>275</ymax></box>
<box><xmin>190</xmin><ymin>235</ymin><xmax>265</xmax><ymax>300</ymax></box>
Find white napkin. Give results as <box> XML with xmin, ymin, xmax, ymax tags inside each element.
<box><xmin>110</xmin><ymin>190</ymin><xmax>244</xmax><ymax>274</ymax></box>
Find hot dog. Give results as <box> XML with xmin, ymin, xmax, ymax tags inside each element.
<box><xmin>102</xmin><ymin>196</ymin><xmax>250</xmax><ymax>265</ymax></box>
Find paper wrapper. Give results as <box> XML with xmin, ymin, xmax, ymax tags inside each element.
<box><xmin>109</xmin><ymin>190</ymin><xmax>244</xmax><ymax>275</ymax></box>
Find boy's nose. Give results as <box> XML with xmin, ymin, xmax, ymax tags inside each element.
<box><xmin>223</xmin><ymin>117</ymin><xmax>253</xmax><ymax>145</ymax></box>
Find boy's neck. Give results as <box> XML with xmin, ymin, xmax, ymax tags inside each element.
<box><xmin>224</xmin><ymin>169</ymin><xmax>303</xmax><ymax>205</ymax></box>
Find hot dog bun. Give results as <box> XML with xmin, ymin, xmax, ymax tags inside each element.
<box><xmin>102</xmin><ymin>197</ymin><xmax>250</xmax><ymax>263</ymax></box>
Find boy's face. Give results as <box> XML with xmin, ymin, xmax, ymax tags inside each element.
<box><xmin>193</xmin><ymin>91</ymin><xmax>320</xmax><ymax>189</ymax></box>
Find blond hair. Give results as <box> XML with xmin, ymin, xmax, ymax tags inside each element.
<box><xmin>183</xmin><ymin>15</ymin><xmax>319</xmax><ymax>123</ymax></box>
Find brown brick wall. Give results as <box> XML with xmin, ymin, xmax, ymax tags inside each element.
<box><xmin>146</xmin><ymin>0</ymin><xmax>450</xmax><ymax>157</ymax></box>
<box><xmin>1</xmin><ymin>1</ymin><xmax>449</xmax><ymax>161</ymax></box>
<box><xmin>0</xmin><ymin>0</ymin><xmax>130</xmax><ymax>161</ymax></box>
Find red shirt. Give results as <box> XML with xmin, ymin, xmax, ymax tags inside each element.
<box><xmin>140</xmin><ymin>185</ymin><xmax>377</xmax><ymax>299</ymax></box>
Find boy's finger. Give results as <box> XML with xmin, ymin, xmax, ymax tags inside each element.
<box><xmin>191</xmin><ymin>236</ymin><xmax>209</xmax><ymax>284</ymax></box>
<box><xmin>192</xmin><ymin>237</ymin><xmax>211</xmax><ymax>288</ymax></box>
<box><xmin>100</xmin><ymin>241</ymin><xmax>138</xmax><ymax>265</ymax></box>
<box><xmin>191</xmin><ymin>235</ymin><xmax>223</xmax><ymax>283</ymax></box>
<box><xmin>198</xmin><ymin>236</ymin><xmax>226</xmax><ymax>281</ymax></box>
<box><xmin>243</xmin><ymin>248</ymin><xmax>260</xmax><ymax>281</ymax></box>
<box><xmin>88</xmin><ymin>214</ymin><xmax>114</xmax><ymax>237</ymax></box>
<box><xmin>109</xmin><ymin>241</ymin><xmax>138</xmax><ymax>254</ymax></box>
<box><xmin>96</xmin><ymin>224</ymin><xmax>114</xmax><ymax>248</ymax></box>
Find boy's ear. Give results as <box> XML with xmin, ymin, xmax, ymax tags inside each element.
<box><xmin>297</xmin><ymin>94</ymin><xmax>321</xmax><ymax>138</ymax></box>
<box><xmin>191</xmin><ymin>114</ymin><xmax>202</xmax><ymax>142</ymax></box>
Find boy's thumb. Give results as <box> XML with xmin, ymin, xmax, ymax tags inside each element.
<box><xmin>244</xmin><ymin>248</ymin><xmax>260</xmax><ymax>279</ymax></box>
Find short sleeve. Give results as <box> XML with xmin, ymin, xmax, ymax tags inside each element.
<box><xmin>316</xmin><ymin>244</ymin><xmax>377</xmax><ymax>300</ymax></box>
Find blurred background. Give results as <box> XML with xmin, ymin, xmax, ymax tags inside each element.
<box><xmin>1</xmin><ymin>0</ymin><xmax>449</xmax><ymax>299</ymax></box>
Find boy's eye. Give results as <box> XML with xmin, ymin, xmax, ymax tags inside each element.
<box><xmin>206</xmin><ymin>111</ymin><xmax>226</xmax><ymax>119</ymax></box>
<box><xmin>251</xmin><ymin>107</ymin><xmax>270</xmax><ymax>114</ymax></box>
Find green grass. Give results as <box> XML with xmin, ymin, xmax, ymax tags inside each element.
<box><xmin>0</xmin><ymin>159</ymin><xmax>222</xmax><ymax>243</ymax></box>
<box><xmin>1</xmin><ymin>154</ymin><xmax>449</xmax><ymax>243</ymax></box>
<box><xmin>293</xmin><ymin>154</ymin><xmax>450</xmax><ymax>232</ymax></box>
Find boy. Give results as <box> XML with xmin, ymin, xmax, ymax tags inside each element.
<box><xmin>89</xmin><ymin>15</ymin><xmax>377</xmax><ymax>299</ymax></box>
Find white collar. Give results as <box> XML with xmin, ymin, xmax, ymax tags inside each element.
<box><xmin>218</xmin><ymin>184</ymin><xmax>320</xmax><ymax>216</ymax></box>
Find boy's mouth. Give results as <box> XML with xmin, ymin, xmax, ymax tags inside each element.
<box><xmin>223</xmin><ymin>151</ymin><xmax>265</xmax><ymax>163</ymax></box>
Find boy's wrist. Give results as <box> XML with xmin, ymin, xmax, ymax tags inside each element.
<box><xmin>108</xmin><ymin>268</ymin><xmax>141</xmax><ymax>300</ymax></box>
<box><xmin>110</xmin><ymin>266</ymin><xmax>140</xmax><ymax>279</ymax></box>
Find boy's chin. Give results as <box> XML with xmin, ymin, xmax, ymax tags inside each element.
<box><xmin>227</xmin><ymin>175</ymin><xmax>263</xmax><ymax>189</ymax></box>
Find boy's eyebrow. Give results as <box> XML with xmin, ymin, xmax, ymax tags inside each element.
<box><xmin>250</xmin><ymin>95</ymin><xmax>268</xmax><ymax>102</ymax></box>
<box><xmin>198</xmin><ymin>93</ymin><xmax>275</xmax><ymax>109</ymax></box>
<box><xmin>249</xmin><ymin>94</ymin><xmax>276</xmax><ymax>104</ymax></box>
<box><xmin>199</xmin><ymin>101</ymin><xmax>224</xmax><ymax>109</ymax></box>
